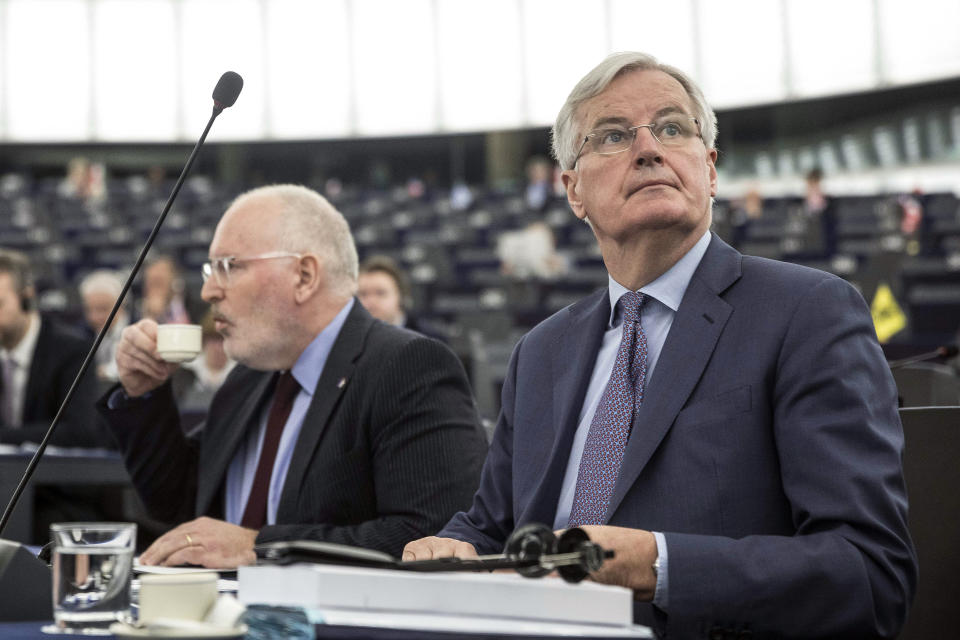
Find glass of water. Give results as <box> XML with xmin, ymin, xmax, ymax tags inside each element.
<box><xmin>46</xmin><ymin>522</ymin><xmax>136</xmax><ymax>635</ymax></box>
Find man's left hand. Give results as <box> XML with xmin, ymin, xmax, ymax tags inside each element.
<box><xmin>139</xmin><ymin>516</ymin><xmax>258</xmax><ymax>569</ymax></box>
<box><xmin>564</xmin><ymin>525</ymin><xmax>658</xmax><ymax>601</ymax></box>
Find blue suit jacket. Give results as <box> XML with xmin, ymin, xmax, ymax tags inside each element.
<box><xmin>440</xmin><ymin>235</ymin><xmax>916</xmax><ymax>639</ymax></box>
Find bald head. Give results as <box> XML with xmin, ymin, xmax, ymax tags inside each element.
<box><xmin>203</xmin><ymin>185</ymin><xmax>360</xmax><ymax>369</ymax></box>
<box><xmin>222</xmin><ymin>185</ymin><xmax>358</xmax><ymax>298</ymax></box>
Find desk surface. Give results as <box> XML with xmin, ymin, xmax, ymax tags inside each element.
<box><xmin>0</xmin><ymin>621</ymin><xmax>645</xmax><ymax>640</ymax></box>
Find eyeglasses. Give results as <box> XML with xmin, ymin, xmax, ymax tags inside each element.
<box><xmin>201</xmin><ymin>251</ymin><xmax>302</xmax><ymax>288</ymax></box>
<box><xmin>573</xmin><ymin>115</ymin><xmax>702</xmax><ymax>166</ymax></box>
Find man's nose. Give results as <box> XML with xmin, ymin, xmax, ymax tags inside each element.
<box><xmin>200</xmin><ymin>276</ymin><xmax>221</xmax><ymax>302</ymax></box>
<box><xmin>631</xmin><ymin>126</ymin><xmax>664</xmax><ymax>167</ymax></box>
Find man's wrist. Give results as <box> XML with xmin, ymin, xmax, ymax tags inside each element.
<box><xmin>106</xmin><ymin>385</ymin><xmax>153</xmax><ymax>410</ymax></box>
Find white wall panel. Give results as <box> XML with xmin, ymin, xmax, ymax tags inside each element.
<box><xmin>6</xmin><ymin>0</ymin><xmax>91</xmax><ymax>140</ymax></box>
<box><xmin>878</xmin><ymin>0</ymin><xmax>960</xmax><ymax>84</ymax></box>
<box><xmin>609</xmin><ymin>0</ymin><xmax>697</xmax><ymax>76</ymax></box>
<box><xmin>436</xmin><ymin>0</ymin><xmax>523</xmax><ymax>131</ymax></box>
<box><xmin>180</xmin><ymin>0</ymin><xmax>264</xmax><ymax>140</ymax></box>
<box><xmin>265</xmin><ymin>0</ymin><xmax>352</xmax><ymax>138</ymax></box>
<box><xmin>697</xmin><ymin>0</ymin><xmax>786</xmax><ymax>108</ymax></box>
<box><xmin>522</xmin><ymin>0</ymin><xmax>608</xmax><ymax>126</ymax></box>
<box><xmin>93</xmin><ymin>0</ymin><xmax>178</xmax><ymax>140</ymax></box>
<box><xmin>2</xmin><ymin>0</ymin><xmax>960</xmax><ymax>142</ymax></box>
<box><xmin>786</xmin><ymin>0</ymin><xmax>876</xmax><ymax>98</ymax></box>
<box><xmin>351</xmin><ymin>0</ymin><xmax>435</xmax><ymax>136</ymax></box>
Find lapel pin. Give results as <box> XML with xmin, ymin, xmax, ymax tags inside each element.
<box><xmin>337</xmin><ymin>378</ymin><xmax>346</xmax><ymax>389</ymax></box>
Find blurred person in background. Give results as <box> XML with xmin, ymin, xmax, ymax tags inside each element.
<box><xmin>449</xmin><ymin>180</ymin><xmax>475</xmax><ymax>211</ymax></box>
<box><xmin>497</xmin><ymin>222</ymin><xmax>569</xmax><ymax>280</ymax></box>
<box><xmin>898</xmin><ymin>188</ymin><xmax>925</xmax><ymax>256</ymax></box>
<box><xmin>405</xmin><ymin>52</ymin><xmax>915</xmax><ymax>639</ymax></box>
<box><xmin>804</xmin><ymin>167</ymin><xmax>837</xmax><ymax>256</ymax></box>
<box><xmin>358</xmin><ymin>255</ymin><xmax>448</xmax><ymax>342</ymax></box>
<box><xmin>58</xmin><ymin>156</ymin><xmax>107</xmax><ymax>208</ymax></box>
<box><xmin>140</xmin><ymin>254</ymin><xmax>200</xmax><ymax>325</ymax></box>
<box><xmin>99</xmin><ymin>184</ymin><xmax>486</xmax><ymax>567</ymax></box>
<box><xmin>0</xmin><ymin>249</ymin><xmax>113</xmax><ymax>542</ymax></box>
<box><xmin>0</xmin><ymin>249</ymin><xmax>104</xmax><ymax>448</ymax></box>
<box><xmin>728</xmin><ymin>187</ymin><xmax>764</xmax><ymax>247</ymax></box>
<box><xmin>524</xmin><ymin>155</ymin><xmax>555</xmax><ymax>212</ymax></box>
<box><xmin>80</xmin><ymin>269</ymin><xmax>130</xmax><ymax>388</ymax></box>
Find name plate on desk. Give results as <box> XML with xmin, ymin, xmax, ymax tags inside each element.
<box><xmin>238</xmin><ymin>563</ymin><xmax>634</xmax><ymax>628</ymax></box>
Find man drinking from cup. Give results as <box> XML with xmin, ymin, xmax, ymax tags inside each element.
<box><xmin>99</xmin><ymin>184</ymin><xmax>487</xmax><ymax>568</ymax></box>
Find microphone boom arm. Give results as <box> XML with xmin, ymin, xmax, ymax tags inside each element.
<box><xmin>0</xmin><ymin>103</ymin><xmax>227</xmax><ymax>536</ymax></box>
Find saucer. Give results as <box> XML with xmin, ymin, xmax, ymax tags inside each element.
<box><xmin>108</xmin><ymin>622</ymin><xmax>247</xmax><ymax>639</ymax></box>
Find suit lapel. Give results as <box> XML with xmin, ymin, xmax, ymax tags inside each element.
<box><xmin>196</xmin><ymin>371</ymin><xmax>274</xmax><ymax>515</ymax></box>
<box><xmin>277</xmin><ymin>303</ymin><xmax>369</xmax><ymax>516</ymax></box>
<box><xmin>606</xmin><ymin>236</ymin><xmax>742</xmax><ymax>519</ymax></box>
<box><xmin>518</xmin><ymin>290</ymin><xmax>610</xmax><ymax>526</ymax></box>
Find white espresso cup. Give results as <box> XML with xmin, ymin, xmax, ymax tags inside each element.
<box><xmin>156</xmin><ymin>324</ymin><xmax>202</xmax><ymax>363</ymax></box>
<box><xmin>138</xmin><ymin>573</ymin><xmax>218</xmax><ymax>623</ymax></box>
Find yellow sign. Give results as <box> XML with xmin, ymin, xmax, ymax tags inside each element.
<box><xmin>871</xmin><ymin>283</ymin><xmax>907</xmax><ymax>343</ymax></box>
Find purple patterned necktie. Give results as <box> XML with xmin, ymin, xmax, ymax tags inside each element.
<box><xmin>568</xmin><ymin>291</ymin><xmax>648</xmax><ymax>526</ymax></box>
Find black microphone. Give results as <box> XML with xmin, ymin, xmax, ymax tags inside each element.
<box><xmin>213</xmin><ymin>71</ymin><xmax>243</xmax><ymax>112</ymax></box>
<box><xmin>888</xmin><ymin>344</ymin><xmax>959</xmax><ymax>370</ymax></box>
<box><xmin>0</xmin><ymin>72</ymin><xmax>242</xmax><ymax>621</ymax></box>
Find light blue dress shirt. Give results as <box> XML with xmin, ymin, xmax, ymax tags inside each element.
<box><xmin>551</xmin><ymin>230</ymin><xmax>711</xmax><ymax>610</ymax></box>
<box><xmin>225</xmin><ymin>298</ymin><xmax>354</xmax><ymax>526</ymax></box>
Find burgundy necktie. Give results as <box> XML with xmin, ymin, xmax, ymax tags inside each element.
<box><xmin>240</xmin><ymin>371</ymin><xmax>300</xmax><ymax>529</ymax></box>
<box><xmin>568</xmin><ymin>291</ymin><xmax>647</xmax><ymax>526</ymax></box>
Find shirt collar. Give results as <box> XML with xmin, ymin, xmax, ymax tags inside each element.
<box><xmin>289</xmin><ymin>298</ymin><xmax>355</xmax><ymax>396</ymax></box>
<box><xmin>607</xmin><ymin>230</ymin><xmax>712</xmax><ymax>327</ymax></box>
<box><xmin>2</xmin><ymin>312</ymin><xmax>41</xmax><ymax>369</ymax></box>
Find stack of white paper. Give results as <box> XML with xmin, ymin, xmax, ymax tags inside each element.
<box><xmin>238</xmin><ymin>563</ymin><xmax>648</xmax><ymax>636</ymax></box>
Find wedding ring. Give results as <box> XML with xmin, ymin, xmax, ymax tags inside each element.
<box><xmin>185</xmin><ymin>533</ymin><xmax>194</xmax><ymax>546</ymax></box>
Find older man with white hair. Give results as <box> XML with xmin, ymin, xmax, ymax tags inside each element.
<box><xmin>79</xmin><ymin>269</ymin><xmax>129</xmax><ymax>384</ymax></box>
<box><xmin>404</xmin><ymin>53</ymin><xmax>916</xmax><ymax>639</ymax></box>
<box><xmin>99</xmin><ymin>184</ymin><xmax>487</xmax><ymax>567</ymax></box>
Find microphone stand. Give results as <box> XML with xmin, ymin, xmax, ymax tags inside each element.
<box><xmin>0</xmin><ymin>103</ymin><xmax>229</xmax><ymax>537</ymax></box>
<box><xmin>888</xmin><ymin>345</ymin><xmax>959</xmax><ymax>370</ymax></box>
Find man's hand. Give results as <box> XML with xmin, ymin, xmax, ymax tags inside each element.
<box><xmin>115</xmin><ymin>319</ymin><xmax>178</xmax><ymax>397</ymax></box>
<box><xmin>401</xmin><ymin>536</ymin><xmax>478</xmax><ymax>561</ymax></box>
<box><xmin>139</xmin><ymin>517</ymin><xmax>258</xmax><ymax>569</ymax></box>
<box><xmin>566</xmin><ymin>525</ymin><xmax>658</xmax><ymax>601</ymax></box>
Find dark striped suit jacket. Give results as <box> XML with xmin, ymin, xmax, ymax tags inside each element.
<box><xmin>100</xmin><ymin>301</ymin><xmax>488</xmax><ymax>557</ymax></box>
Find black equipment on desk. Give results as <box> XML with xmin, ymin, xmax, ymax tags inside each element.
<box><xmin>256</xmin><ymin>524</ymin><xmax>613</xmax><ymax>584</ymax></box>
<box><xmin>401</xmin><ymin>524</ymin><xmax>613</xmax><ymax>584</ymax></box>
<box><xmin>0</xmin><ymin>71</ymin><xmax>242</xmax><ymax>623</ymax></box>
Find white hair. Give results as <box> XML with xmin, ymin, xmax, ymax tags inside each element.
<box><xmin>80</xmin><ymin>269</ymin><xmax>125</xmax><ymax>299</ymax></box>
<box><xmin>551</xmin><ymin>52</ymin><xmax>718</xmax><ymax>170</ymax></box>
<box><xmin>229</xmin><ymin>184</ymin><xmax>359</xmax><ymax>296</ymax></box>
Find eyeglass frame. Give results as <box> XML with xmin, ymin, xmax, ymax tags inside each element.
<box><xmin>572</xmin><ymin>115</ymin><xmax>703</xmax><ymax>167</ymax></box>
<box><xmin>201</xmin><ymin>251</ymin><xmax>303</xmax><ymax>288</ymax></box>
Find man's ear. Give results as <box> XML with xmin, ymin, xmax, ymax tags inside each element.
<box><xmin>562</xmin><ymin>169</ymin><xmax>587</xmax><ymax>221</ymax></box>
<box><xmin>707</xmin><ymin>148</ymin><xmax>718</xmax><ymax>198</ymax></box>
<box><xmin>294</xmin><ymin>254</ymin><xmax>322</xmax><ymax>303</ymax></box>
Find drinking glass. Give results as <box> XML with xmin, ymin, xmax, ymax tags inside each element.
<box><xmin>45</xmin><ymin>522</ymin><xmax>136</xmax><ymax>634</ymax></box>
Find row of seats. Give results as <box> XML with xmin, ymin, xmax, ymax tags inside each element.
<box><xmin>2</xmin><ymin>174</ymin><xmax>959</xmax><ymax>348</ymax></box>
